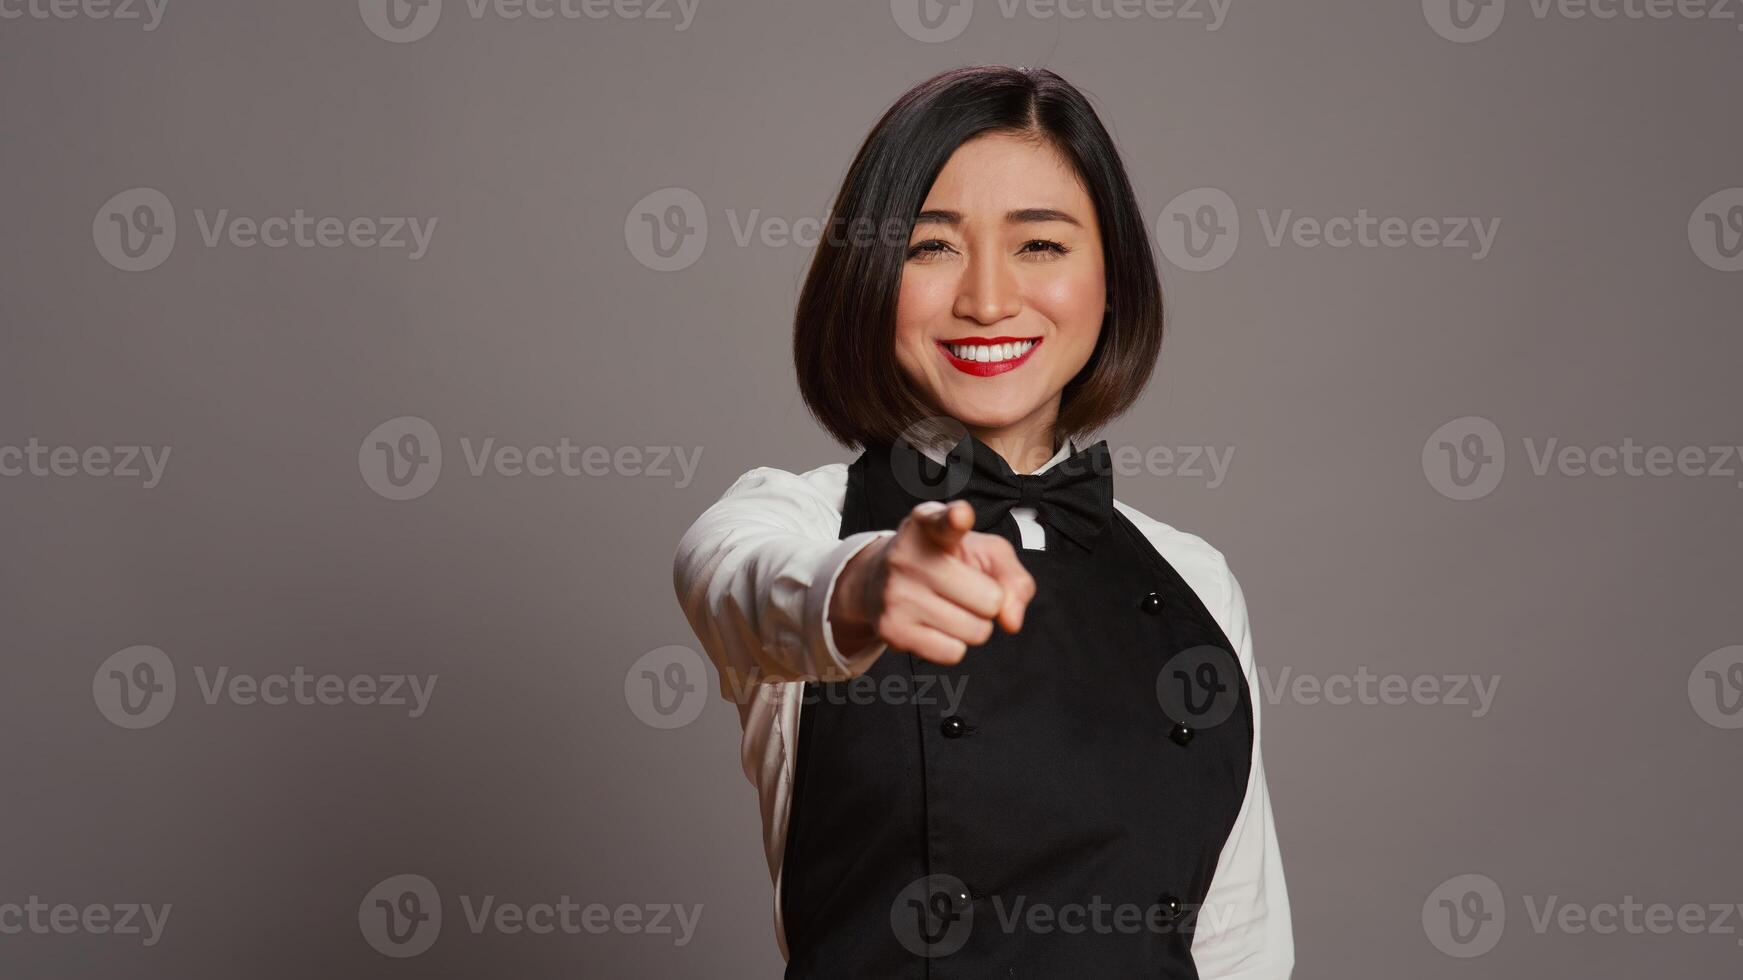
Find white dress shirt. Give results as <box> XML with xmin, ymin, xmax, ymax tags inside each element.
<box><xmin>672</xmin><ymin>437</ymin><xmax>1294</xmax><ymax>977</ymax></box>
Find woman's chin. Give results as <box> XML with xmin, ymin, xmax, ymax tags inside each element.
<box><xmin>928</xmin><ymin>397</ymin><xmax>1048</xmax><ymax>434</ymax></box>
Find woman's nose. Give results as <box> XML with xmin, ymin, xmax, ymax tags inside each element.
<box><xmin>952</xmin><ymin>246</ymin><xmax>1022</xmax><ymax>325</ymax></box>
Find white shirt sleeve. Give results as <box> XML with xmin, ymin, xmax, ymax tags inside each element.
<box><xmin>672</xmin><ymin>463</ymin><xmax>895</xmax><ymax>695</ymax></box>
<box><xmin>1190</xmin><ymin>561</ymin><xmax>1295</xmax><ymax>978</ymax></box>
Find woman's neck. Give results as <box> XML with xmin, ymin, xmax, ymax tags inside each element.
<box><xmin>967</xmin><ymin>407</ymin><xmax>1062</xmax><ymax>475</ymax></box>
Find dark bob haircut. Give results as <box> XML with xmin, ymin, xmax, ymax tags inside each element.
<box><xmin>793</xmin><ymin>65</ymin><xmax>1164</xmax><ymax>449</ymax></box>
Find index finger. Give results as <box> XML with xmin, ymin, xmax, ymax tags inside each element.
<box><xmin>977</xmin><ymin>538</ymin><xmax>1037</xmax><ymax>633</ymax></box>
<box><xmin>914</xmin><ymin>499</ymin><xmax>975</xmax><ymax>554</ymax></box>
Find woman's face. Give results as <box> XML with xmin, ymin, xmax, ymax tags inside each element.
<box><xmin>894</xmin><ymin>131</ymin><xmax>1106</xmax><ymax>443</ymax></box>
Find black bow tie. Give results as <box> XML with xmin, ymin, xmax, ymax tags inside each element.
<box><xmin>902</xmin><ymin>433</ymin><xmax>1115</xmax><ymax>551</ymax></box>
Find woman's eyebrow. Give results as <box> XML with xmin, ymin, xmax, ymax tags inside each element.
<box><xmin>912</xmin><ymin>208</ymin><xmax>1084</xmax><ymax>228</ymax></box>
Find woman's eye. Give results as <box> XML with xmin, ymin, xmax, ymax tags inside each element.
<box><xmin>905</xmin><ymin>239</ymin><xmax>1070</xmax><ymax>261</ymax></box>
<box><xmin>906</xmin><ymin>240</ymin><xmax>953</xmax><ymax>260</ymax></box>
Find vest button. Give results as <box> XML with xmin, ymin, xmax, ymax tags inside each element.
<box><xmin>1140</xmin><ymin>591</ymin><xmax>1163</xmax><ymax>614</ymax></box>
<box><xmin>1157</xmin><ymin>893</ymin><xmax>1184</xmax><ymax>921</ymax></box>
<box><xmin>940</xmin><ymin>715</ymin><xmax>968</xmax><ymax>738</ymax></box>
<box><xmin>947</xmin><ymin>884</ymin><xmax>973</xmax><ymax>913</ymax></box>
<box><xmin>1168</xmin><ymin>722</ymin><xmax>1195</xmax><ymax>747</ymax></box>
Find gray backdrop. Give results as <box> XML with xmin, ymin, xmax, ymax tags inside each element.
<box><xmin>3</xmin><ymin>0</ymin><xmax>1741</xmax><ymax>977</ymax></box>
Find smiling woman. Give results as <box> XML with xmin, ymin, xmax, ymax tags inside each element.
<box><xmin>674</xmin><ymin>65</ymin><xmax>1293</xmax><ymax>979</ymax></box>
<box><xmin>894</xmin><ymin>132</ymin><xmax>1109</xmax><ymax>456</ymax></box>
<box><xmin>793</xmin><ymin>68</ymin><xmax>1162</xmax><ymax>473</ymax></box>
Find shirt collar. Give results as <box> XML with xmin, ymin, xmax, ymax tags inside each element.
<box><xmin>912</xmin><ymin>431</ymin><xmax>1077</xmax><ymax>475</ymax></box>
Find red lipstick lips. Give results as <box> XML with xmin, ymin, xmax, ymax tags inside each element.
<box><xmin>937</xmin><ymin>336</ymin><xmax>1042</xmax><ymax>377</ymax></box>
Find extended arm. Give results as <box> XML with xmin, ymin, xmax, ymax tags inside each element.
<box><xmin>672</xmin><ymin>465</ymin><xmax>893</xmax><ymax>697</ymax></box>
<box><xmin>1191</xmin><ymin>564</ymin><xmax>1295</xmax><ymax>978</ymax></box>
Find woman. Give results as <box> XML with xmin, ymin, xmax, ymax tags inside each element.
<box><xmin>673</xmin><ymin>65</ymin><xmax>1292</xmax><ymax>978</ymax></box>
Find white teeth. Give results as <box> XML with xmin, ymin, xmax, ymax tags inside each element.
<box><xmin>946</xmin><ymin>339</ymin><xmax>1036</xmax><ymax>363</ymax></box>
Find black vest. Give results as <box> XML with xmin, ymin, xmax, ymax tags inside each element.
<box><xmin>781</xmin><ymin>440</ymin><xmax>1255</xmax><ymax>979</ymax></box>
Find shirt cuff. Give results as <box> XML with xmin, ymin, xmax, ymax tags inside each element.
<box><xmin>807</xmin><ymin>529</ymin><xmax>897</xmax><ymax>681</ymax></box>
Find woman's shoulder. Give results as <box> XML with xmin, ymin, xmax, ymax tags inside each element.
<box><xmin>713</xmin><ymin>458</ymin><xmax>852</xmax><ymax>518</ymax></box>
<box><xmin>1111</xmin><ymin>497</ymin><xmax>1241</xmax><ymax>631</ymax></box>
<box><xmin>1113</xmin><ymin>497</ymin><xmax>1230</xmax><ymax>571</ymax></box>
